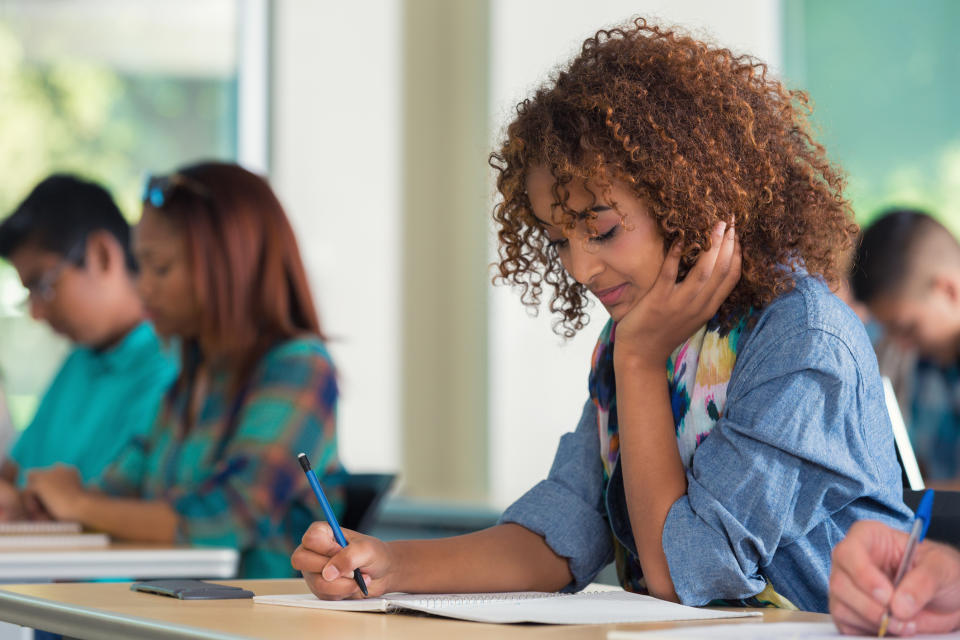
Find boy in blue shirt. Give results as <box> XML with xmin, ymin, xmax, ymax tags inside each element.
<box><xmin>0</xmin><ymin>175</ymin><xmax>177</xmax><ymax>519</ymax></box>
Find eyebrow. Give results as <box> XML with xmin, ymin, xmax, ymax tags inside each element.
<box><xmin>535</xmin><ymin>205</ymin><xmax>613</xmax><ymax>228</ymax></box>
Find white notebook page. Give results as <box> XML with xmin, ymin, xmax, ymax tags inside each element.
<box><xmin>255</xmin><ymin>590</ymin><xmax>763</xmax><ymax>625</ymax></box>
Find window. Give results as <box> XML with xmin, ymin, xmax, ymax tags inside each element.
<box><xmin>783</xmin><ymin>0</ymin><xmax>960</xmax><ymax>229</ymax></box>
<box><xmin>0</xmin><ymin>0</ymin><xmax>240</xmax><ymax>431</ymax></box>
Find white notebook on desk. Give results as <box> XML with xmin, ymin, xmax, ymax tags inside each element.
<box><xmin>0</xmin><ymin>521</ymin><xmax>109</xmax><ymax>549</ymax></box>
<box><xmin>254</xmin><ymin>590</ymin><xmax>762</xmax><ymax>625</ymax></box>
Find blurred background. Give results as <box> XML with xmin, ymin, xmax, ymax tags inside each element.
<box><xmin>0</xmin><ymin>0</ymin><xmax>958</xmax><ymax>522</ymax></box>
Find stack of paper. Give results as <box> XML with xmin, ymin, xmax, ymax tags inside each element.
<box><xmin>0</xmin><ymin>521</ymin><xmax>108</xmax><ymax>549</ymax></box>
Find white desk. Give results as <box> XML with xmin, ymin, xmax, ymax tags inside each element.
<box><xmin>0</xmin><ymin>543</ymin><xmax>238</xmax><ymax>581</ymax></box>
<box><xmin>0</xmin><ymin>543</ymin><xmax>239</xmax><ymax>639</ymax></box>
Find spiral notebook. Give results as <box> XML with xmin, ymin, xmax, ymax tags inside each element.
<box><xmin>254</xmin><ymin>590</ymin><xmax>763</xmax><ymax>625</ymax></box>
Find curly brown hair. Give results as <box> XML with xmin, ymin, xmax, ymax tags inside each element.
<box><xmin>491</xmin><ymin>18</ymin><xmax>858</xmax><ymax>337</ymax></box>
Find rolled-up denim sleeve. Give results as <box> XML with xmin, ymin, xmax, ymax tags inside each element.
<box><xmin>499</xmin><ymin>399</ymin><xmax>613</xmax><ymax>591</ymax></box>
<box><xmin>662</xmin><ymin>326</ymin><xmax>888</xmax><ymax>605</ymax></box>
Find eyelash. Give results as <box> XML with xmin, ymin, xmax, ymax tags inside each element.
<box><xmin>547</xmin><ymin>224</ymin><xmax>618</xmax><ymax>250</ymax></box>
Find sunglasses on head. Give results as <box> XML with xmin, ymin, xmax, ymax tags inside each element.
<box><xmin>141</xmin><ymin>173</ymin><xmax>211</xmax><ymax>208</ymax></box>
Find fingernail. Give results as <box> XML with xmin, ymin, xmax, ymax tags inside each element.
<box><xmin>322</xmin><ymin>566</ymin><xmax>340</xmax><ymax>581</ymax></box>
<box><xmin>894</xmin><ymin>591</ymin><xmax>916</xmax><ymax>613</ymax></box>
<box><xmin>873</xmin><ymin>587</ymin><xmax>892</xmax><ymax>604</ymax></box>
<box><xmin>904</xmin><ymin>621</ymin><xmax>917</xmax><ymax>635</ymax></box>
<box><xmin>887</xmin><ymin>618</ymin><xmax>904</xmax><ymax>635</ymax></box>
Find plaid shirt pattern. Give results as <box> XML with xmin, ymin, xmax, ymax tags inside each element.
<box><xmin>98</xmin><ymin>335</ymin><xmax>342</xmax><ymax>578</ymax></box>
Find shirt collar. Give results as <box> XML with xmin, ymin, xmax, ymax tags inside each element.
<box><xmin>90</xmin><ymin>322</ymin><xmax>161</xmax><ymax>373</ymax></box>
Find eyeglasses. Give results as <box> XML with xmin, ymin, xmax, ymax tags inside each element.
<box><xmin>21</xmin><ymin>241</ymin><xmax>87</xmax><ymax>306</ymax></box>
<box><xmin>141</xmin><ymin>173</ymin><xmax>212</xmax><ymax>209</ymax></box>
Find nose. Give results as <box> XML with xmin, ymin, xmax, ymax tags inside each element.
<box><xmin>563</xmin><ymin>239</ymin><xmax>604</xmax><ymax>286</ymax></box>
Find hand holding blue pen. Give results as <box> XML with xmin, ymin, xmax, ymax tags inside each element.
<box><xmin>878</xmin><ymin>489</ymin><xmax>934</xmax><ymax>638</ymax></box>
<box><xmin>297</xmin><ymin>453</ymin><xmax>369</xmax><ymax>597</ymax></box>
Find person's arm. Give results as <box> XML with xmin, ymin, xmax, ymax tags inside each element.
<box><xmin>296</xmin><ymin>395</ymin><xmax>614</xmax><ymax>599</ymax></box>
<box><xmin>26</xmin><ymin>464</ymin><xmax>178</xmax><ymax>541</ymax></box>
<box><xmin>611</xmin><ymin>223</ymin><xmax>739</xmax><ymax>601</ymax></box>
<box><xmin>293</xmin><ymin>522</ymin><xmax>572</xmax><ymax>598</ymax></box>
<box><xmin>831</xmin><ymin>520</ymin><xmax>960</xmax><ymax>636</ymax></box>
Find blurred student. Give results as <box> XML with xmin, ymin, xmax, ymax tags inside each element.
<box><xmin>26</xmin><ymin>162</ymin><xmax>342</xmax><ymax>578</ymax></box>
<box><xmin>830</xmin><ymin>520</ymin><xmax>960</xmax><ymax>635</ymax></box>
<box><xmin>293</xmin><ymin>19</ymin><xmax>909</xmax><ymax>612</ymax></box>
<box><xmin>0</xmin><ymin>175</ymin><xmax>177</xmax><ymax>519</ymax></box>
<box><xmin>851</xmin><ymin>209</ymin><xmax>960</xmax><ymax>483</ymax></box>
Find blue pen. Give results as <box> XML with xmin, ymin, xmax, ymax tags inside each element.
<box><xmin>297</xmin><ymin>453</ymin><xmax>368</xmax><ymax>596</ymax></box>
<box><xmin>878</xmin><ymin>489</ymin><xmax>934</xmax><ymax>637</ymax></box>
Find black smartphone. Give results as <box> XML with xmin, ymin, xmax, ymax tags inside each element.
<box><xmin>131</xmin><ymin>579</ymin><xmax>254</xmax><ymax>600</ymax></box>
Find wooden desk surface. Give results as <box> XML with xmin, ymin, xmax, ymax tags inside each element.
<box><xmin>0</xmin><ymin>579</ymin><xmax>832</xmax><ymax>640</ymax></box>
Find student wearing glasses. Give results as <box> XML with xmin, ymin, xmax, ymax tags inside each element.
<box><xmin>26</xmin><ymin>162</ymin><xmax>342</xmax><ymax>578</ymax></box>
<box><xmin>0</xmin><ymin>175</ymin><xmax>177</xmax><ymax>520</ymax></box>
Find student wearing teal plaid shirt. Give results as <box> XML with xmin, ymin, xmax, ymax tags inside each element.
<box><xmin>26</xmin><ymin>162</ymin><xmax>342</xmax><ymax>578</ymax></box>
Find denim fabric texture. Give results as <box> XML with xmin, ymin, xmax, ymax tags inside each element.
<box><xmin>500</xmin><ymin>276</ymin><xmax>913</xmax><ymax>613</ymax></box>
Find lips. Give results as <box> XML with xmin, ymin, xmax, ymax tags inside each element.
<box><xmin>593</xmin><ymin>283</ymin><xmax>628</xmax><ymax>306</ymax></box>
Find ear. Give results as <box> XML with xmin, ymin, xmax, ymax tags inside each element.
<box><xmin>932</xmin><ymin>272</ymin><xmax>960</xmax><ymax>308</ymax></box>
<box><xmin>85</xmin><ymin>232</ymin><xmax>120</xmax><ymax>275</ymax></box>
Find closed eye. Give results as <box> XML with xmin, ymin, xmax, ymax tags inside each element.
<box><xmin>588</xmin><ymin>224</ymin><xmax>618</xmax><ymax>243</ymax></box>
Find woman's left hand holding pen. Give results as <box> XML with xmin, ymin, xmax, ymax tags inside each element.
<box><xmin>293</xmin><ymin>522</ymin><xmax>389</xmax><ymax>599</ymax></box>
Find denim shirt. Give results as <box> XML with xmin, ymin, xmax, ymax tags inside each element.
<box><xmin>500</xmin><ymin>276</ymin><xmax>912</xmax><ymax>613</ymax></box>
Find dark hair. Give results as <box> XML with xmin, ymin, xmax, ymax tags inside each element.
<box><xmin>850</xmin><ymin>208</ymin><xmax>952</xmax><ymax>304</ymax></box>
<box><xmin>146</xmin><ymin>161</ymin><xmax>323</xmax><ymax>398</ymax></box>
<box><xmin>490</xmin><ymin>18</ymin><xmax>857</xmax><ymax>336</ymax></box>
<box><xmin>0</xmin><ymin>174</ymin><xmax>136</xmax><ymax>271</ymax></box>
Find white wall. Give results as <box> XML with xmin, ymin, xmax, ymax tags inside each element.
<box><xmin>270</xmin><ymin>1</ymin><xmax>401</xmax><ymax>473</ymax></box>
<box><xmin>487</xmin><ymin>0</ymin><xmax>783</xmax><ymax>508</ymax></box>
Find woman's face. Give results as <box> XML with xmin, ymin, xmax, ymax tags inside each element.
<box><xmin>133</xmin><ymin>208</ymin><xmax>201</xmax><ymax>338</ymax></box>
<box><xmin>525</xmin><ymin>167</ymin><xmax>666</xmax><ymax>322</ymax></box>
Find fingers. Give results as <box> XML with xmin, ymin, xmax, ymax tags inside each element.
<box><xmin>655</xmin><ymin>241</ymin><xmax>682</xmax><ymax>289</ymax></box>
<box><xmin>891</xmin><ymin>541</ymin><xmax>960</xmax><ymax>620</ymax></box>
<box><xmin>682</xmin><ymin>221</ymin><xmax>729</xmax><ymax>295</ymax></box>
<box><xmin>667</xmin><ymin>221</ymin><xmax>738</xmax><ymax>312</ymax></box>
<box><xmin>300</xmin><ymin>521</ymin><xmax>364</xmax><ymax>554</ymax></box>
<box><xmin>294</xmin><ymin>522</ymin><xmax>390</xmax><ymax>600</ymax></box>
<box><xmin>829</xmin><ymin>597</ymin><xmax>882</xmax><ymax>636</ymax></box>
<box><xmin>892</xmin><ymin>554</ymin><xmax>942</xmax><ymax>621</ymax></box>
<box><xmin>301</xmin><ymin>567</ymin><xmax>369</xmax><ymax>600</ymax></box>
<box><xmin>831</xmin><ymin>527</ymin><xmax>897</xmax><ymax>606</ymax></box>
<box><xmin>702</xmin><ymin>231</ymin><xmax>741</xmax><ymax>315</ymax></box>
<box><xmin>294</xmin><ymin>543</ymin><xmax>377</xmax><ymax>600</ymax></box>
<box><xmin>320</xmin><ymin>538</ymin><xmax>380</xmax><ymax>582</ymax></box>
<box><xmin>829</xmin><ymin>565</ymin><xmax>888</xmax><ymax>631</ymax></box>
<box><xmin>21</xmin><ymin>490</ymin><xmax>50</xmax><ymax>521</ymax></box>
